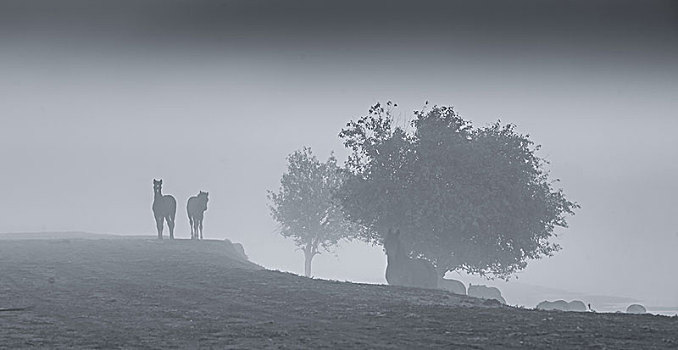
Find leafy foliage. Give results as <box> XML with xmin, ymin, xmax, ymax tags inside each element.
<box><xmin>268</xmin><ymin>147</ymin><xmax>360</xmax><ymax>276</ymax></box>
<box><xmin>338</xmin><ymin>102</ymin><xmax>579</xmax><ymax>279</ymax></box>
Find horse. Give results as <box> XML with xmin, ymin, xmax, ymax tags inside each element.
<box><xmin>187</xmin><ymin>191</ymin><xmax>209</xmax><ymax>240</ymax></box>
<box><xmin>152</xmin><ymin>179</ymin><xmax>177</xmax><ymax>239</ymax></box>
<box><xmin>383</xmin><ymin>229</ymin><xmax>438</xmax><ymax>289</ymax></box>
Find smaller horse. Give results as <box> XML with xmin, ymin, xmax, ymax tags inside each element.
<box><xmin>187</xmin><ymin>191</ymin><xmax>209</xmax><ymax>240</ymax></box>
<box><xmin>384</xmin><ymin>229</ymin><xmax>438</xmax><ymax>289</ymax></box>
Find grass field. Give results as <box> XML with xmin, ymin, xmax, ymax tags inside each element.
<box><xmin>1</xmin><ymin>237</ymin><xmax>676</xmax><ymax>349</ymax></box>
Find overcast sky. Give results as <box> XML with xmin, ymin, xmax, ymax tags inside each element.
<box><xmin>1</xmin><ymin>0</ymin><xmax>676</xmax><ymax>307</ymax></box>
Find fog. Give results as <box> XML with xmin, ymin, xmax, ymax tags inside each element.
<box><xmin>1</xmin><ymin>0</ymin><xmax>677</xmax><ymax>309</ymax></box>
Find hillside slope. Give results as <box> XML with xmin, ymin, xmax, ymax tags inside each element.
<box><xmin>0</xmin><ymin>238</ymin><xmax>676</xmax><ymax>349</ymax></box>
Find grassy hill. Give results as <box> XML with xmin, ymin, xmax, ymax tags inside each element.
<box><xmin>0</xmin><ymin>237</ymin><xmax>676</xmax><ymax>349</ymax></box>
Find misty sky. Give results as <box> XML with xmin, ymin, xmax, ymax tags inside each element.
<box><xmin>1</xmin><ymin>0</ymin><xmax>677</xmax><ymax>306</ymax></box>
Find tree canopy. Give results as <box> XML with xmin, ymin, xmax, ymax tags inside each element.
<box><xmin>338</xmin><ymin>102</ymin><xmax>578</xmax><ymax>279</ymax></box>
<box><xmin>268</xmin><ymin>147</ymin><xmax>359</xmax><ymax>277</ymax></box>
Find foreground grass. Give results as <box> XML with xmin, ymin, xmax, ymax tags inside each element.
<box><xmin>0</xmin><ymin>238</ymin><xmax>676</xmax><ymax>349</ymax></box>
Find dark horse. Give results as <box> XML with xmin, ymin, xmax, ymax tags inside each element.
<box><xmin>187</xmin><ymin>191</ymin><xmax>209</xmax><ymax>240</ymax></box>
<box><xmin>384</xmin><ymin>229</ymin><xmax>438</xmax><ymax>289</ymax></box>
<box><xmin>152</xmin><ymin>179</ymin><xmax>177</xmax><ymax>239</ymax></box>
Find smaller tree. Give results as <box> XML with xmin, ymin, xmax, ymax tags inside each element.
<box><xmin>268</xmin><ymin>147</ymin><xmax>359</xmax><ymax>277</ymax></box>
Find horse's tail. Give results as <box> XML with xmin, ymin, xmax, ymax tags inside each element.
<box><xmin>187</xmin><ymin>205</ymin><xmax>193</xmax><ymax>225</ymax></box>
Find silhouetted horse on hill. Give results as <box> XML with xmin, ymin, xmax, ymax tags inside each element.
<box><xmin>152</xmin><ymin>179</ymin><xmax>176</xmax><ymax>239</ymax></box>
<box><xmin>384</xmin><ymin>229</ymin><xmax>438</xmax><ymax>289</ymax></box>
<box><xmin>187</xmin><ymin>191</ymin><xmax>209</xmax><ymax>240</ymax></box>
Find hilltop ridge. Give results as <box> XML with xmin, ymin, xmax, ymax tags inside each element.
<box><xmin>0</xmin><ymin>238</ymin><xmax>676</xmax><ymax>348</ymax></box>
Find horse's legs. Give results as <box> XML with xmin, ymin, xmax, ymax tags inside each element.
<box><xmin>187</xmin><ymin>215</ymin><xmax>192</xmax><ymax>239</ymax></box>
<box><xmin>167</xmin><ymin>216</ymin><xmax>175</xmax><ymax>240</ymax></box>
<box><xmin>188</xmin><ymin>216</ymin><xmax>194</xmax><ymax>239</ymax></box>
<box><xmin>199</xmin><ymin>218</ymin><xmax>203</xmax><ymax>240</ymax></box>
<box><xmin>155</xmin><ymin>216</ymin><xmax>163</xmax><ymax>239</ymax></box>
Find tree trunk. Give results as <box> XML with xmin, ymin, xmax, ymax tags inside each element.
<box><xmin>437</xmin><ymin>255</ymin><xmax>461</xmax><ymax>279</ymax></box>
<box><xmin>304</xmin><ymin>249</ymin><xmax>315</xmax><ymax>277</ymax></box>
<box><xmin>436</xmin><ymin>267</ymin><xmax>448</xmax><ymax>279</ymax></box>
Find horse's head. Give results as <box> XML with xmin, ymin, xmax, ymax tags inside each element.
<box><xmin>153</xmin><ymin>179</ymin><xmax>163</xmax><ymax>194</ymax></box>
<box><xmin>383</xmin><ymin>228</ymin><xmax>402</xmax><ymax>257</ymax></box>
<box><xmin>199</xmin><ymin>191</ymin><xmax>209</xmax><ymax>209</ymax></box>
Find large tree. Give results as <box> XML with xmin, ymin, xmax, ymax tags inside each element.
<box><xmin>338</xmin><ymin>102</ymin><xmax>578</xmax><ymax>279</ymax></box>
<box><xmin>268</xmin><ymin>147</ymin><xmax>359</xmax><ymax>277</ymax></box>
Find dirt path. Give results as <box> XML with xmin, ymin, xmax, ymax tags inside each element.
<box><xmin>1</xmin><ymin>239</ymin><xmax>676</xmax><ymax>349</ymax></box>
